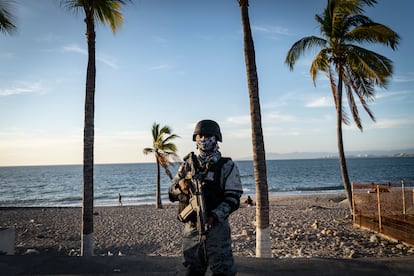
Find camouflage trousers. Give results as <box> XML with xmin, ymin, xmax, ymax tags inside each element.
<box><xmin>182</xmin><ymin>220</ymin><xmax>236</xmax><ymax>276</ymax></box>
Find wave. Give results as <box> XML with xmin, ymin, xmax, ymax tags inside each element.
<box><xmin>268</xmin><ymin>185</ymin><xmax>344</xmax><ymax>193</ymax></box>
<box><xmin>296</xmin><ymin>185</ymin><xmax>344</xmax><ymax>192</ymax></box>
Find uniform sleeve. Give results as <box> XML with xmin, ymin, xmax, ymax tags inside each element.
<box><xmin>211</xmin><ymin>160</ymin><xmax>243</xmax><ymax>223</ymax></box>
<box><xmin>168</xmin><ymin>163</ymin><xmax>185</xmax><ymax>202</ymax></box>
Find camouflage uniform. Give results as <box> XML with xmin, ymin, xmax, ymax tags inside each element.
<box><xmin>169</xmin><ymin>153</ymin><xmax>243</xmax><ymax>276</ymax></box>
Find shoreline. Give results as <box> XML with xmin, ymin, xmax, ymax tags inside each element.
<box><xmin>0</xmin><ymin>190</ymin><xmax>347</xmax><ymax>208</ymax></box>
<box><xmin>1</xmin><ymin>193</ymin><xmax>413</xmax><ymax>258</ymax></box>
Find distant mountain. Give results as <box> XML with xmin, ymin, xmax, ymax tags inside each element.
<box><xmin>237</xmin><ymin>149</ymin><xmax>414</xmax><ymax>160</ymax></box>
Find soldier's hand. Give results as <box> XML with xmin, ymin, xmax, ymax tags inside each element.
<box><xmin>178</xmin><ymin>179</ymin><xmax>192</xmax><ymax>194</ymax></box>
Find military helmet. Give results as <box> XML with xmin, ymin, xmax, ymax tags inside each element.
<box><xmin>192</xmin><ymin>119</ymin><xmax>222</xmax><ymax>142</ymax></box>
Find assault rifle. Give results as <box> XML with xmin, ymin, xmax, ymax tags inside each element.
<box><xmin>177</xmin><ymin>152</ymin><xmax>209</xmax><ymax>239</ymax></box>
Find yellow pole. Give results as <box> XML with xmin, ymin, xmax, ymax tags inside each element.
<box><xmin>377</xmin><ymin>185</ymin><xmax>382</xmax><ymax>232</ymax></box>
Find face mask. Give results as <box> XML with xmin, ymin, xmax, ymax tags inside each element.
<box><xmin>196</xmin><ymin>135</ymin><xmax>217</xmax><ymax>152</ymax></box>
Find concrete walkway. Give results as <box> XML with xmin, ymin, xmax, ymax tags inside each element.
<box><xmin>0</xmin><ymin>255</ymin><xmax>413</xmax><ymax>275</ymax></box>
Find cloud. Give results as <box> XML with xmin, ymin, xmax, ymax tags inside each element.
<box><xmin>149</xmin><ymin>64</ymin><xmax>170</xmax><ymax>71</ymax></box>
<box><xmin>392</xmin><ymin>73</ymin><xmax>414</xmax><ymax>83</ymax></box>
<box><xmin>61</xmin><ymin>44</ymin><xmax>118</xmax><ymax>68</ymax></box>
<box><xmin>0</xmin><ymin>81</ymin><xmax>43</xmax><ymax>96</ymax></box>
<box><xmin>225</xmin><ymin>115</ymin><xmax>250</xmax><ymax>125</ymax></box>
<box><xmin>375</xmin><ymin>89</ymin><xmax>410</xmax><ymax>100</ymax></box>
<box><xmin>305</xmin><ymin>96</ymin><xmax>333</xmax><ymax>107</ymax></box>
<box><xmin>265</xmin><ymin>112</ymin><xmax>296</xmax><ymax>122</ymax></box>
<box><xmin>252</xmin><ymin>25</ymin><xmax>292</xmax><ymax>36</ymax></box>
<box><xmin>62</xmin><ymin>44</ymin><xmax>86</xmax><ymax>55</ymax></box>
<box><xmin>368</xmin><ymin>118</ymin><xmax>414</xmax><ymax>129</ymax></box>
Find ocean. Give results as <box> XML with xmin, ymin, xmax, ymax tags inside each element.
<box><xmin>0</xmin><ymin>157</ymin><xmax>413</xmax><ymax>207</ymax></box>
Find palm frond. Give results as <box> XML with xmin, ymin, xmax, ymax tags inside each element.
<box><xmin>345</xmin><ymin>45</ymin><xmax>393</xmax><ymax>88</ymax></box>
<box><xmin>143</xmin><ymin>147</ymin><xmax>154</xmax><ymax>155</ymax></box>
<box><xmin>159</xmin><ymin>125</ymin><xmax>172</xmax><ymax>135</ymax></box>
<box><xmin>0</xmin><ymin>0</ymin><xmax>17</xmax><ymax>35</ymax></box>
<box><xmin>310</xmin><ymin>48</ymin><xmax>332</xmax><ymax>85</ymax></box>
<box><xmin>345</xmin><ymin>82</ymin><xmax>363</xmax><ymax>130</ymax></box>
<box><xmin>347</xmin><ymin>23</ymin><xmax>400</xmax><ymax>49</ymax></box>
<box><xmin>285</xmin><ymin>36</ymin><xmax>327</xmax><ymax>71</ymax></box>
<box><xmin>343</xmin><ymin>63</ymin><xmax>376</xmax><ymax>122</ymax></box>
<box><xmin>60</xmin><ymin>0</ymin><xmax>131</xmax><ymax>33</ymax></box>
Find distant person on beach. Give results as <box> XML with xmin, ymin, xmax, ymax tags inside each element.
<box><xmin>169</xmin><ymin>119</ymin><xmax>243</xmax><ymax>276</ymax></box>
<box><xmin>118</xmin><ymin>193</ymin><xmax>122</xmax><ymax>206</ymax></box>
<box><xmin>244</xmin><ymin>195</ymin><xmax>254</xmax><ymax>206</ymax></box>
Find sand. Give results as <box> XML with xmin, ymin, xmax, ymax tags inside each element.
<box><xmin>1</xmin><ymin>193</ymin><xmax>413</xmax><ymax>258</ymax></box>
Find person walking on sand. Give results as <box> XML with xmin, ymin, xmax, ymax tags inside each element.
<box><xmin>118</xmin><ymin>193</ymin><xmax>122</xmax><ymax>206</ymax></box>
<box><xmin>169</xmin><ymin>120</ymin><xmax>243</xmax><ymax>276</ymax></box>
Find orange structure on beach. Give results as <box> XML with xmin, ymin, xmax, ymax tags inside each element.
<box><xmin>352</xmin><ymin>181</ymin><xmax>414</xmax><ymax>246</ymax></box>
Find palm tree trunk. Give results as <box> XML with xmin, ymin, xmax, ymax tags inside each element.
<box><xmin>238</xmin><ymin>0</ymin><xmax>271</xmax><ymax>258</ymax></box>
<box><xmin>336</xmin><ymin>69</ymin><xmax>353</xmax><ymax>215</ymax></box>
<box><xmin>81</xmin><ymin>15</ymin><xmax>96</xmax><ymax>257</ymax></box>
<box><xmin>156</xmin><ymin>161</ymin><xmax>163</xmax><ymax>209</ymax></box>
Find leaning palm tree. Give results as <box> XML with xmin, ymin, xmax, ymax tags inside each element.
<box><xmin>238</xmin><ymin>0</ymin><xmax>271</xmax><ymax>258</ymax></box>
<box><xmin>0</xmin><ymin>0</ymin><xmax>17</xmax><ymax>35</ymax></box>
<box><xmin>59</xmin><ymin>0</ymin><xmax>131</xmax><ymax>256</ymax></box>
<box><xmin>285</xmin><ymin>0</ymin><xmax>400</xmax><ymax>213</ymax></box>
<box><xmin>143</xmin><ymin>123</ymin><xmax>179</xmax><ymax>209</ymax></box>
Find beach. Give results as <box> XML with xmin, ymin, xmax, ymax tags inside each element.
<box><xmin>1</xmin><ymin>194</ymin><xmax>413</xmax><ymax>258</ymax></box>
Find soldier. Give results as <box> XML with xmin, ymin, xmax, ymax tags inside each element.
<box><xmin>169</xmin><ymin>119</ymin><xmax>243</xmax><ymax>276</ymax></box>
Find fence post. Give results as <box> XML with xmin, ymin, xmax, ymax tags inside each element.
<box><xmin>377</xmin><ymin>185</ymin><xmax>382</xmax><ymax>232</ymax></box>
<box><xmin>351</xmin><ymin>182</ymin><xmax>356</xmax><ymax>224</ymax></box>
<box><xmin>401</xmin><ymin>180</ymin><xmax>406</xmax><ymax>215</ymax></box>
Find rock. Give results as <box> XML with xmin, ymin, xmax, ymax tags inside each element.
<box><xmin>24</xmin><ymin>249</ymin><xmax>40</xmax><ymax>255</ymax></box>
<box><xmin>311</xmin><ymin>220</ymin><xmax>319</xmax><ymax>229</ymax></box>
<box><xmin>348</xmin><ymin>250</ymin><xmax>357</xmax><ymax>258</ymax></box>
<box><xmin>242</xmin><ymin>229</ymin><xmax>253</xmax><ymax>236</ymax></box>
<box><xmin>396</xmin><ymin>244</ymin><xmax>405</xmax><ymax>250</ymax></box>
<box><xmin>68</xmin><ymin>249</ymin><xmax>79</xmax><ymax>256</ymax></box>
<box><xmin>370</xmin><ymin>234</ymin><xmax>379</xmax><ymax>243</ymax></box>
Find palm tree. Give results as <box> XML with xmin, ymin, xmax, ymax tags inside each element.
<box><xmin>59</xmin><ymin>0</ymin><xmax>131</xmax><ymax>256</ymax></box>
<box><xmin>285</xmin><ymin>0</ymin><xmax>400</xmax><ymax>213</ymax></box>
<box><xmin>237</xmin><ymin>0</ymin><xmax>271</xmax><ymax>258</ymax></box>
<box><xmin>143</xmin><ymin>122</ymin><xmax>179</xmax><ymax>209</ymax></box>
<box><xmin>0</xmin><ymin>0</ymin><xmax>17</xmax><ymax>35</ymax></box>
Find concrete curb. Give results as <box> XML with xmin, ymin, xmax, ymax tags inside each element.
<box><xmin>0</xmin><ymin>255</ymin><xmax>413</xmax><ymax>275</ymax></box>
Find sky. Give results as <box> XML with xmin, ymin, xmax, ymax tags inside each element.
<box><xmin>0</xmin><ymin>0</ymin><xmax>413</xmax><ymax>166</ymax></box>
